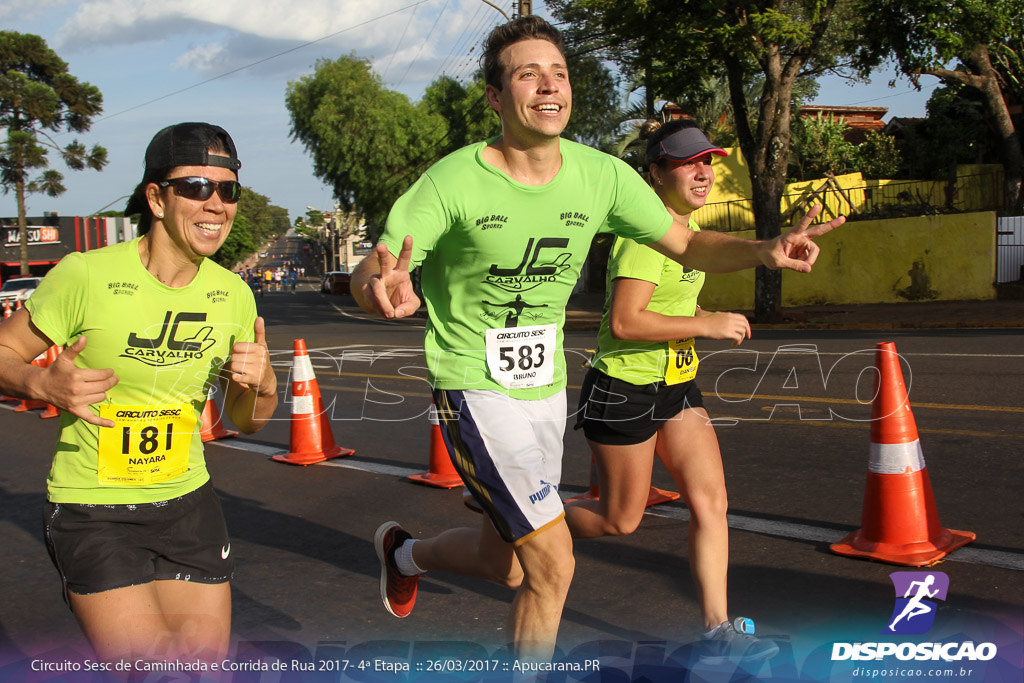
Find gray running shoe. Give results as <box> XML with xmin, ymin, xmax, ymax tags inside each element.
<box><xmin>699</xmin><ymin>617</ymin><xmax>780</xmax><ymax>664</ymax></box>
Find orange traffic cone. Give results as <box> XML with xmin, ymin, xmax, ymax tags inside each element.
<box><xmin>38</xmin><ymin>346</ymin><xmax>62</xmax><ymax>419</ymax></box>
<box><xmin>408</xmin><ymin>402</ymin><xmax>463</xmax><ymax>488</ymax></box>
<box><xmin>564</xmin><ymin>455</ymin><xmax>680</xmax><ymax>507</ymax></box>
<box><xmin>272</xmin><ymin>339</ymin><xmax>354</xmax><ymax>466</ymax></box>
<box><xmin>0</xmin><ymin>314</ymin><xmax>16</xmax><ymax>400</ymax></box>
<box><xmin>200</xmin><ymin>385</ymin><xmax>238</xmax><ymax>442</ymax></box>
<box><xmin>830</xmin><ymin>341</ymin><xmax>975</xmax><ymax>566</ymax></box>
<box><xmin>15</xmin><ymin>349</ymin><xmax>50</xmax><ymax>413</ymax></box>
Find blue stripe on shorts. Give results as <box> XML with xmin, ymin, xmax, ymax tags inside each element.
<box><xmin>433</xmin><ymin>389</ymin><xmax>533</xmax><ymax>543</ymax></box>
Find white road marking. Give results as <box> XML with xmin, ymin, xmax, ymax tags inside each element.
<box><xmin>210</xmin><ymin>439</ymin><xmax>1023</xmax><ymax>572</ymax></box>
<box><xmin>642</xmin><ymin>505</ymin><xmax>1024</xmax><ymax>571</ymax></box>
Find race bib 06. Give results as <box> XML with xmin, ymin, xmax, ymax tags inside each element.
<box><xmin>665</xmin><ymin>338</ymin><xmax>699</xmax><ymax>385</ymax></box>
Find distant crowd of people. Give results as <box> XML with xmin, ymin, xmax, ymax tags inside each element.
<box><xmin>238</xmin><ymin>264</ymin><xmax>304</xmax><ymax>295</ymax></box>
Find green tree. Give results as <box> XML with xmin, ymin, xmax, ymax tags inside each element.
<box><xmin>0</xmin><ymin>31</ymin><xmax>108</xmax><ymax>274</ymax></box>
<box><xmin>670</xmin><ymin>76</ymin><xmax>763</xmax><ymax>149</ymax></box>
<box><xmin>419</xmin><ymin>76</ymin><xmax>500</xmax><ymax>156</ymax></box>
<box><xmin>305</xmin><ymin>208</ymin><xmax>325</xmax><ymax>228</ymax></box>
<box><xmin>561</xmin><ymin>53</ymin><xmax>623</xmax><ymax>149</ymax></box>
<box><xmin>211</xmin><ymin>213</ymin><xmax>256</xmax><ymax>270</ymax></box>
<box><xmin>856</xmin><ymin>0</ymin><xmax>1024</xmax><ymax>212</ymax></box>
<box><xmin>992</xmin><ymin>33</ymin><xmax>1022</xmax><ymax>111</ymax></box>
<box><xmin>792</xmin><ymin>112</ymin><xmax>858</xmax><ymax>180</ymax></box>
<box><xmin>857</xmin><ymin>130</ymin><xmax>902</xmax><ymax>180</ymax></box>
<box><xmin>294</xmin><ymin>207</ymin><xmax>325</xmax><ymax>232</ymax></box>
<box><xmin>896</xmin><ymin>81</ymin><xmax>991</xmax><ymax>179</ymax></box>
<box><xmin>286</xmin><ymin>55</ymin><xmax>447</xmax><ymax>232</ymax></box>
<box><xmin>200</xmin><ymin>185</ymin><xmax>292</xmax><ymax>271</ymax></box>
<box><xmin>553</xmin><ymin>0</ymin><xmax>876</xmax><ymax>321</ymax></box>
<box><xmin>288</xmin><ymin>48</ymin><xmax>624</xmax><ymax>237</ymax></box>
<box><xmin>294</xmin><ymin>207</ymin><xmax>329</xmax><ymax>249</ymax></box>
<box><xmin>237</xmin><ymin>186</ymin><xmax>289</xmax><ymax>244</ymax></box>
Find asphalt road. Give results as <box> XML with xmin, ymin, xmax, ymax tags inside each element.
<box><xmin>1</xmin><ymin>237</ymin><xmax>1021</xmax><ymax>682</ymax></box>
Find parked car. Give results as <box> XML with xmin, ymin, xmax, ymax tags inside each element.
<box><xmin>320</xmin><ymin>270</ymin><xmax>352</xmax><ymax>295</ymax></box>
<box><xmin>320</xmin><ymin>271</ymin><xmax>340</xmax><ymax>293</ymax></box>
<box><xmin>0</xmin><ymin>276</ymin><xmax>43</xmax><ymax>309</ymax></box>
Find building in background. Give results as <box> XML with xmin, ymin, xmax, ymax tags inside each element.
<box><xmin>799</xmin><ymin>105</ymin><xmax>888</xmax><ymax>145</ymax></box>
<box><xmin>0</xmin><ymin>214</ymin><xmax>135</xmax><ymax>282</ymax></box>
<box><xmin>319</xmin><ymin>206</ymin><xmax>367</xmax><ymax>273</ymax></box>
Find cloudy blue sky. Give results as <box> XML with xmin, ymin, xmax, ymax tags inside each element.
<box><xmin>2</xmin><ymin>0</ymin><xmax>939</xmax><ymax>224</ymax></box>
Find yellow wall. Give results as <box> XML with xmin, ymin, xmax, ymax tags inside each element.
<box><xmin>705</xmin><ymin>146</ymin><xmax>751</xmax><ymax>203</ymax></box>
<box><xmin>781</xmin><ymin>172</ymin><xmax>865</xmax><ymax>221</ymax></box>
<box><xmin>694</xmin><ymin>157</ymin><xmax>1004</xmax><ymax>231</ymax></box>
<box><xmin>699</xmin><ymin>211</ymin><xmax>998</xmax><ymax>309</ymax></box>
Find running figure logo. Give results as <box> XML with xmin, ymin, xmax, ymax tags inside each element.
<box><xmin>482</xmin><ymin>294</ymin><xmax>548</xmax><ymax>327</ymax></box>
<box><xmin>884</xmin><ymin>571</ymin><xmax>949</xmax><ymax>635</ymax></box>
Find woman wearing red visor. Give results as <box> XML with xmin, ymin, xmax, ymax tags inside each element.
<box><xmin>569</xmin><ymin>118</ymin><xmax>778</xmax><ymax>664</ymax></box>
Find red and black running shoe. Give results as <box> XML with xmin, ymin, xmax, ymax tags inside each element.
<box><xmin>374</xmin><ymin>521</ymin><xmax>418</xmax><ymax>618</ymax></box>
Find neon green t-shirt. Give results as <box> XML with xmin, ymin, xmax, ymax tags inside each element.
<box><xmin>26</xmin><ymin>238</ymin><xmax>257</xmax><ymax>504</ymax></box>
<box><xmin>592</xmin><ymin>219</ymin><xmax>706</xmax><ymax>385</ymax></box>
<box><xmin>381</xmin><ymin>138</ymin><xmax>673</xmax><ymax>399</ymax></box>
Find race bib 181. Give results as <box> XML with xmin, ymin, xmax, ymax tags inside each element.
<box><xmin>97</xmin><ymin>404</ymin><xmax>196</xmax><ymax>485</ymax></box>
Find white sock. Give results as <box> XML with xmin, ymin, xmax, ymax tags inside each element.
<box><xmin>394</xmin><ymin>539</ymin><xmax>425</xmax><ymax>576</ymax></box>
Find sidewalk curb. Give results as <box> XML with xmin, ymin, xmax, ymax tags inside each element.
<box><xmin>563</xmin><ymin>318</ymin><xmax>1024</xmax><ymax>332</ymax></box>
<box><xmin>322</xmin><ymin>293</ymin><xmax>1024</xmax><ymax>332</ymax></box>
<box><xmin>751</xmin><ymin>321</ymin><xmax>1024</xmax><ymax>330</ymax></box>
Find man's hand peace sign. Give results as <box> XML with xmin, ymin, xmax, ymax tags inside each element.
<box><xmin>759</xmin><ymin>204</ymin><xmax>846</xmax><ymax>272</ymax></box>
<box><xmin>357</xmin><ymin>235</ymin><xmax>422</xmax><ymax>319</ymax></box>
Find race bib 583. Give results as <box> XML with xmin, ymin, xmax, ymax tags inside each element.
<box><xmin>485</xmin><ymin>324</ymin><xmax>556</xmax><ymax>389</ymax></box>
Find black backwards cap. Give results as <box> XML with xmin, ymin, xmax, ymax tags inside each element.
<box><xmin>647</xmin><ymin>126</ymin><xmax>728</xmax><ymax>165</ymax></box>
<box><xmin>125</xmin><ymin>122</ymin><xmax>241</xmax><ymax>216</ymax></box>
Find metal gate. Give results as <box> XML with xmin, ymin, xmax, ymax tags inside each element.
<box><xmin>997</xmin><ymin>216</ymin><xmax>1024</xmax><ymax>283</ymax></box>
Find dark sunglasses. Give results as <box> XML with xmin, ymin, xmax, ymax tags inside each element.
<box><xmin>157</xmin><ymin>176</ymin><xmax>242</xmax><ymax>203</ymax></box>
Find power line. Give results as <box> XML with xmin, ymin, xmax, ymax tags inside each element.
<box><xmin>382</xmin><ymin>2</ymin><xmax>421</xmax><ymax>83</ymax></box>
<box><xmin>834</xmin><ymin>80</ymin><xmax>940</xmax><ymax>108</ymax></box>
<box><xmin>395</xmin><ymin>0</ymin><xmax>451</xmax><ymax>88</ymax></box>
<box><xmin>434</xmin><ymin>1</ymin><xmax>489</xmax><ymax>80</ymax></box>
<box><xmin>93</xmin><ymin>1</ymin><xmax>431</xmax><ymax>125</ymax></box>
<box><xmin>390</xmin><ymin>0</ymin><xmax>508</xmax><ymax>91</ymax></box>
<box><xmin>376</xmin><ymin>2</ymin><xmax>511</xmax><ymax>199</ymax></box>
<box><xmin>445</xmin><ymin>8</ymin><xmax>500</xmax><ymax>84</ymax></box>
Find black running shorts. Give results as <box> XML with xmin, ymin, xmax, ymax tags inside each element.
<box><xmin>574</xmin><ymin>366</ymin><xmax>705</xmax><ymax>446</ymax></box>
<box><xmin>42</xmin><ymin>481</ymin><xmax>233</xmax><ymax>604</ymax></box>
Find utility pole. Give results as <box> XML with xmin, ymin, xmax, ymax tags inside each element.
<box><xmin>516</xmin><ymin>1</ymin><xmax>532</xmax><ymax>16</ymax></box>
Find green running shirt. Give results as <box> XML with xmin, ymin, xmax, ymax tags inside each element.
<box><xmin>592</xmin><ymin>219</ymin><xmax>706</xmax><ymax>385</ymax></box>
<box><xmin>381</xmin><ymin>138</ymin><xmax>673</xmax><ymax>400</ymax></box>
<box><xmin>26</xmin><ymin>238</ymin><xmax>257</xmax><ymax>504</ymax></box>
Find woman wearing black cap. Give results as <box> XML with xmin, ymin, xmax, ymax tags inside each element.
<box><xmin>568</xmin><ymin>118</ymin><xmax>778</xmax><ymax>663</ymax></box>
<box><xmin>0</xmin><ymin>122</ymin><xmax>277</xmax><ymax>665</ymax></box>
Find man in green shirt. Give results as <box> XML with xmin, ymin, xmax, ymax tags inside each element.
<box><xmin>352</xmin><ymin>16</ymin><xmax>843</xmax><ymax>663</ymax></box>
